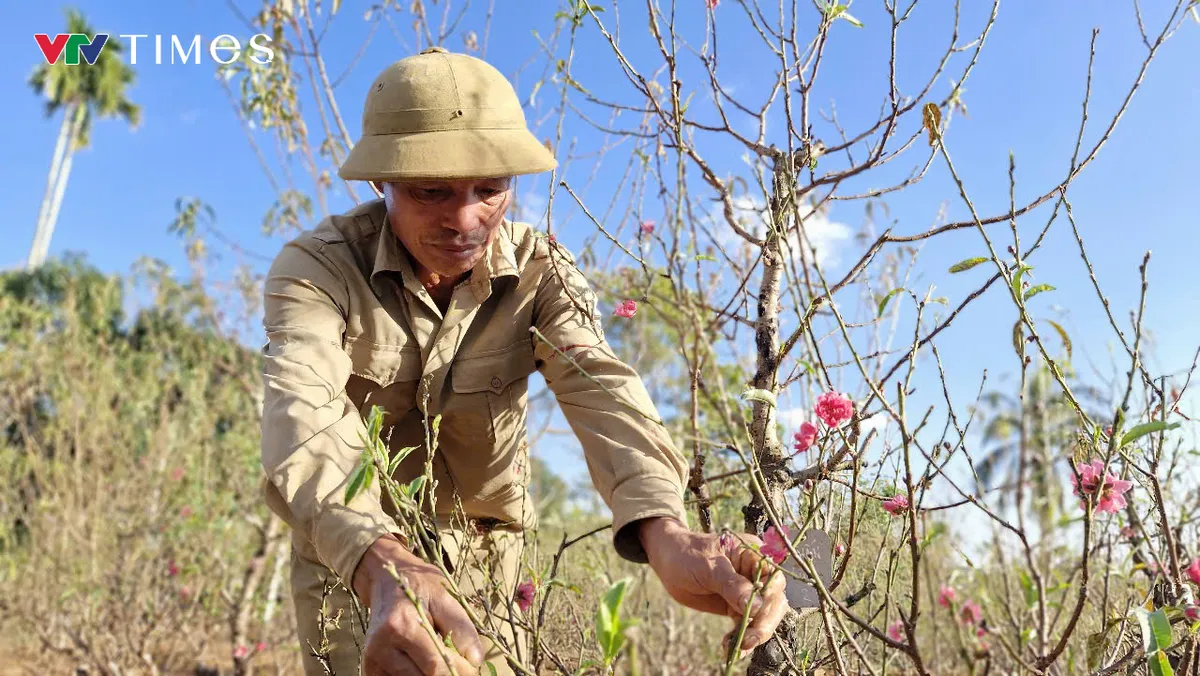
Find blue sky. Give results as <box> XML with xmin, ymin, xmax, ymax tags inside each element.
<box><xmin>2</xmin><ymin>1</ymin><xmax>1196</xmax><ymax>528</ymax></box>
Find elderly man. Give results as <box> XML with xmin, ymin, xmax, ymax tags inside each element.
<box><xmin>260</xmin><ymin>47</ymin><xmax>787</xmax><ymax>675</ymax></box>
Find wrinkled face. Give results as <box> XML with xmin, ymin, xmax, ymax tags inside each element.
<box><xmin>374</xmin><ymin>177</ymin><xmax>513</xmax><ymax>284</ymax></box>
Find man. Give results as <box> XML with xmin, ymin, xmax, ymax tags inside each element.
<box><xmin>260</xmin><ymin>47</ymin><xmax>787</xmax><ymax>675</ymax></box>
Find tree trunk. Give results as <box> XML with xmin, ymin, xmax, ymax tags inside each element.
<box><xmin>33</xmin><ymin>106</ymin><xmax>83</xmax><ymax>269</ymax></box>
<box><xmin>746</xmin><ymin>150</ymin><xmax>802</xmax><ymax>676</ymax></box>
<box><xmin>232</xmin><ymin>514</ymin><xmax>281</xmax><ymax>676</ymax></box>
<box><xmin>28</xmin><ymin>104</ymin><xmax>75</xmax><ymax>269</ymax></box>
<box><xmin>261</xmin><ymin>530</ymin><xmax>291</xmax><ymax>626</ymax></box>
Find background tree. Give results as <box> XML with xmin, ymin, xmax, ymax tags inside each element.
<box><xmin>26</xmin><ymin>7</ymin><xmax>140</xmax><ymax>269</ymax></box>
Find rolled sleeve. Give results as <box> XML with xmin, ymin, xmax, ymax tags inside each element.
<box><xmin>532</xmin><ymin>247</ymin><xmax>689</xmax><ymax>563</ymax></box>
<box><xmin>260</xmin><ymin>241</ymin><xmax>400</xmax><ymax>585</ymax></box>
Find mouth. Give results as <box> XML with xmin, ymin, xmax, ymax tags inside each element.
<box><xmin>434</xmin><ymin>242</ymin><xmax>483</xmax><ymax>261</ymax></box>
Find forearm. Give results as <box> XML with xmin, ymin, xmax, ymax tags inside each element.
<box><xmin>635</xmin><ymin>515</ymin><xmax>688</xmax><ymax>563</ymax></box>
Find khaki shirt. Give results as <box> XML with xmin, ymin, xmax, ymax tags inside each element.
<box><xmin>259</xmin><ymin>198</ymin><xmax>689</xmax><ymax>585</ymax></box>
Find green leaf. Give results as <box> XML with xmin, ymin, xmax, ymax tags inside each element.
<box><xmin>740</xmin><ymin>387</ymin><xmax>777</xmax><ymax>408</ymax></box>
<box><xmin>919</xmin><ymin>522</ymin><xmax>947</xmax><ymax>551</ymax></box>
<box><xmin>877</xmin><ymin>288</ymin><xmax>906</xmax><ymax>318</ymax></box>
<box><xmin>1011</xmin><ymin>264</ymin><xmax>1033</xmax><ymax>300</ymax></box>
<box><xmin>1012</xmin><ymin>319</ymin><xmax>1024</xmax><ymax>357</ymax></box>
<box><xmin>948</xmin><ymin>257</ymin><xmax>988</xmax><ymax>273</ymax></box>
<box><xmin>401</xmin><ymin>475</ymin><xmax>427</xmax><ymax>500</ymax></box>
<box><xmin>596</xmin><ymin>578</ymin><xmax>633</xmax><ymax>663</ymax></box>
<box><xmin>929</xmin><ymin>296</ymin><xmax>949</xmax><ymax>305</ymax></box>
<box><xmin>547</xmin><ymin>578</ymin><xmax>583</xmax><ymax>594</ymax></box>
<box><xmin>1019</xmin><ymin>570</ymin><xmax>1037</xmax><ymax>609</ymax></box>
<box><xmin>388</xmin><ymin>445</ymin><xmax>419</xmax><ymax>476</ymax></box>
<box><xmin>695</xmin><ymin>254</ymin><xmax>717</xmax><ymax>262</ymax></box>
<box><xmin>345</xmin><ymin>459</ymin><xmax>369</xmax><ymax>503</ymax></box>
<box><xmin>366</xmin><ymin>405</ymin><xmax>384</xmax><ymax>444</ymax></box>
<box><xmin>331</xmin><ymin>0</ymin><xmax>341</xmax><ymax>15</ymax></box>
<box><xmin>1045</xmin><ymin>319</ymin><xmax>1072</xmax><ymax>360</ymax></box>
<box><xmin>1146</xmin><ymin>608</ymin><xmax>1175</xmax><ymax>676</ymax></box>
<box><xmin>486</xmin><ymin>662</ymin><xmax>498</xmax><ymax>676</ymax></box>
<box><xmin>839</xmin><ymin>10</ymin><xmax>863</xmax><ymax>26</ymax></box>
<box><xmin>1121</xmin><ymin>421</ymin><xmax>1181</xmax><ymax>447</ymax></box>
<box><xmin>1150</xmin><ymin>609</ymin><xmax>1173</xmax><ymax>654</ymax></box>
<box><xmin>1024</xmin><ymin>283</ymin><xmax>1055</xmax><ymax>300</ymax></box>
<box><xmin>1085</xmin><ymin>628</ymin><xmax>1111</xmax><ymax>671</ymax></box>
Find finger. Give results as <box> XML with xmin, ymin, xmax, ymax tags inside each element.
<box><xmin>363</xmin><ymin>642</ymin><xmax>423</xmax><ymax>676</ymax></box>
<box><xmin>726</xmin><ymin>536</ymin><xmax>770</xmax><ymax>577</ymax></box>
<box><xmin>429</xmin><ymin>589</ymin><xmax>487</xmax><ymax>667</ymax></box>
<box><xmin>660</xmin><ymin>587</ymin><xmax>735</xmax><ymax>616</ymax></box>
<box><xmin>709</xmin><ymin>554</ymin><xmax>761</xmax><ymax>617</ymax></box>
<box><xmin>741</xmin><ymin>571</ymin><xmax>790</xmax><ymax>650</ymax></box>
<box><xmin>390</xmin><ymin>604</ymin><xmax>477</xmax><ymax>676</ymax></box>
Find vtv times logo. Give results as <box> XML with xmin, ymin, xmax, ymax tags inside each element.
<box><xmin>35</xmin><ymin>33</ymin><xmax>276</xmax><ymax>66</ymax></box>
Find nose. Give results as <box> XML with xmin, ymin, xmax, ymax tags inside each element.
<box><xmin>439</xmin><ymin>194</ymin><xmax>491</xmax><ymax>235</ymax></box>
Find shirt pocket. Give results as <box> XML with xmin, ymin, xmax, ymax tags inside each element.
<box><xmin>344</xmin><ymin>336</ymin><xmax>423</xmax><ymax>429</ymax></box>
<box><xmin>449</xmin><ymin>340</ymin><xmax>536</xmax><ymax>501</ymax></box>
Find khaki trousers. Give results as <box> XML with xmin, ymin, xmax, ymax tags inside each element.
<box><xmin>290</xmin><ymin>524</ymin><xmax>530</xmax><ymax>675</ymax></box>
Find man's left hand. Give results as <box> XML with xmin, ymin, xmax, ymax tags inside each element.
<box><xmin>638</xmin><ymin>516</ymin><xmax>788</xmax><ymax>656</ymax></box>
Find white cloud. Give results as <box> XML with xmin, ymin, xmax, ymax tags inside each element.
<box><xmin>513</xmin><ymin>191</ymin><xmax>547</xmax><ymax>225</ymax></box>
<box><xmin>777</xmin><ymin>405</ymin><xmax>815</xmax><ymax>432</ymax></box>
<box><xmin>712</xmin><ymin>194</ymin><xmax>852</xmax><ymax>269</ymax></box>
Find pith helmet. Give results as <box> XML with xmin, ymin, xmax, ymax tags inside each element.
<box><xmin>338</xmin><ymin>47</ymin><xmax>557</xmax><ymax>181</ymax></box>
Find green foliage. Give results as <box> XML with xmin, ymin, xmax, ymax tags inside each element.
<box><xmin>1120</xmin><ymin>420</ymin><xmax>1181</xmax><ymax>448</ymax></box>
<box><xmin>0</xmin><ymin>257</ymin><xmax>270</xmax><ymax>669</ymax></box>
<box><xmin>948</xmin><ymin>256</ymin><xmax>989</xmax><ymax>273</ymax></box>
<box><xmin>594</xmin><ymin>577</ymin><xmax>637</xmax><ymax>670</ymax></box>
<box><xmin>1135</xmin><ymin>607</ymin><xmax>1175</xmax><ymax>676</ymax></box>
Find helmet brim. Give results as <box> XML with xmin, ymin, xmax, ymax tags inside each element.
<box><xmin>337</xmin><ymin>127</ymin><xmax>557</xmax><ymax>181</ymax></box>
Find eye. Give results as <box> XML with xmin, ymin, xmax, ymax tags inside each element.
<box><xmin>412</xmin><ymin>187</ymin><xmax>449</xmax><ymax>201</ymax></box>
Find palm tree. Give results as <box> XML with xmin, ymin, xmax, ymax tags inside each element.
<box><xmin>26</xmin><ymin>9</ymin><xmax>140</xmax><ymax>270</ymax></box>
<box><xmin>975</xmin><ymin>361</ymin><xmax>1108</xmax><ymax>535</ymax></box>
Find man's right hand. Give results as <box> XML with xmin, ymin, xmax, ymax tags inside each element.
<box><xmin>352</xmin><ymin>535</ymin><xmax>486</xmax><ymax>675</ymax></box>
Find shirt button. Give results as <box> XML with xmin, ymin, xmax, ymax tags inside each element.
<box><xmin>490</xmin><ymin>376</ymin><xmax>502</xmax><ymax>390</ymax></box>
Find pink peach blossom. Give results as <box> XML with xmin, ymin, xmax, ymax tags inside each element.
<box><xmin>959</xmin><ymin>600</ymin><xmax>982</xmax><ymax>625</ymax></box>
<box><xmin>882</xmin><ymin>494</ymin><xmax>909</xmax><ymax>516</ymax></box>
<box><xmin>834</xmin><ymin>543</ymin><xmax>845</xmax><ymax>556</ymax></box>
<box><xmin>233</xmin><ymin>645</ymin><xmax>248</xmax><ymax>659</ymax></box>
<box><xmin>1185</xmin><ymin>606</ymin><xmax>1200</xmax><ymax>623</ymax></box>
<box><xmin>640</xmin><ymin>220</ymin><xmax>655</xmax><ymax>234</ymax></box>
<box><xmin>255</xmin><ymin>641</ymin><xmax>268</xmax><ymax>653</ymax></box>
<box><xmin>1070</xmin><ymin>460</ymin><xmax>1133</xmax><ymax>514</ymax></box>
<box><xmin>167</xmin><ymin>559</ymin><xmax>179</xmax><ymax>577</ymax></box>
<box><xmin>761</xmin><ymin>525</ymin><xmax>790</xmax><ymax>564</ymax></box>
<box><xmin>613</xmin><ymin>299</ymin><xmax>638</xmax><ymax>318</ymax></box>
<box><xmin>706</xmin><ymin>0</ymin><xmax>719</xmax><ymax>8</ymax></box>
<box><xmin>886</xmin><ymin>620</ymin><xmax>904</xmax><ymax>642</ymax></box>
<box><xmin>814</xmin><ymin>391</ymin><xmax>854</xmax><ymax>427</ymax></box>
<box><xmin>515</xmin><ymin>580</ymin><xmax>536</xmax><ymax>612</ymax></box>
<box><xmin>937</xmin><ymin>585</ymin><xmax>956</xmax><ymax>608</ymax></box>
<box><xmin>170</xmin><ymin>467</ymin><xmax>184</xmax><ymax>481</ymax></box>
<box><xmin>718</xmin><ymin>532</ymin><xmax>737</xmax><ymax>559</ymax></box>
<box><xmin>180</xmin><ymin>506</ymin><xmax>193</xmax><ymax>519</ymax></box>
<box><xmin>1187</xmin><ymin>558</ymin><xmax>1200</xmax><ymax>586</ymax></box>
<box><xmin>792</xmin><ymin>422</ymin><xmax>818</xmax><ymax>453</ymax></box>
